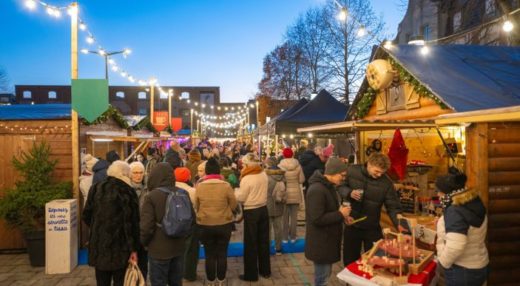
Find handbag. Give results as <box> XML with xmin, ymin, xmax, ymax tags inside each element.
<box><xmin>124</xmin><ymin>262</ymin><xmax>145</xmax><ymax>286</ymax></box>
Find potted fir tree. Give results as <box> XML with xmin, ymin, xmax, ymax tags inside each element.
<box><xmin>0</xmin><ymin>141</ymin><xmax>72</xmax><ymax>266</ymax></box>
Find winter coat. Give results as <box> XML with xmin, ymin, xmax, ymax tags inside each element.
<box><xmin>342</xmin><ymin>164</ymin><xmax>402</xmax><ymax>230</ymax></box>
<box><xmin>265</xmin><ymin>168</ymin><xmax>286</xmax><ymax>217</ymax></box>
<box><xmin>79</xmin><ymin>173</ymin><xmax>93</xmax><ymax>207</ymax></box>
<box><xmin>175</xmin><ymin>181</ymin><xmax>196</xmax><ymax>206</ymax></box>
<box><xmin>131</xmin><ymin>182</ymin><xmax>148</xmax><ymax>211</ymax></box>
<box><xmin>278</xmin><ymin>158</ymin><xmax>305</xmax><ymax>204</ymax></box>
<box><xmin>91</xmin><ymin>159</ymin><xmax>110</xmax><ymax>185</ymax></box>
<box><xmin>140</xmin><ymin>163</ymin><xmax>186</xmax><ymax>260</ymax></box>
<box><xmin>304</xmin><ymin>170</ymin><xmax>344</xmax><ymax>264</ymax></box>
<box><xmin>235</xmin><ymin>166</ymin><xmax>268</xmax><ymax>210</ymax></box>
<box><xmin>437</xmin><ymin>188</ymin><xmax>489</xmax><ymax>269</ymax></box>
<box><xmin>298</xmin><ymin>150</ymin><xmax>324</xmax><ymax>187</ymax></box>
<box><xmin>221</xmin><ymin>167</ymin><xmax>239</xmax><ymax>188</ymax></box>
<box><xmin>195</xmin><ymin>178</ymin><xmax>237</xmax><ymax>226</ymax></box>
<box><xmin>83</xmin><ymin>176</ymin><xmax>140</xmax><ymax>271</ymax></box>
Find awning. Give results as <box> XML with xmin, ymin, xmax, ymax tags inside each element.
<box><xmin>435</xmin><ymin>105</ymin><xmax>520</xmax><ymax>125</ymax></box>
<box><xmin>297</xmin><ymin>119</ymin><xmax>437</xmax><ymax>133</ymax></box>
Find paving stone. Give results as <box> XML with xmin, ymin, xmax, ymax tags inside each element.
<box><xmin>55</xmin><ymin>277</ymin><xmax>86</xmax><ymax>286</ymax></box>
<box><xmin>0</xmin><ymin>273</ymin><xmax>14</xmax><ymax>282</ymax></box>
<box><xmin>0</xmin><ymin>266</ymin><xmax>16</xmax><ymax>273</ymax></box>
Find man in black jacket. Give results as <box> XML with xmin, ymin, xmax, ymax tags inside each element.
<box><xmin>305</xmin><ymin>157</ymin><xmax>351</xmax><ymax>286</ymax></box>
<box><xmin>298</xmin><ymin>144</ymin><xmax>325</xmax><ymax>194</ymax></box>
<box><xmin>341</xmin><ymin>153</ymin><xmax>404</xmax><ymax>266</ymax></box>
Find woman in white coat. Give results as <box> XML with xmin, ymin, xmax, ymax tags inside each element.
<box><xmin>278</xmin><ymin>147</ymin><xmax>305</xmax><ymax>243</ymax></box>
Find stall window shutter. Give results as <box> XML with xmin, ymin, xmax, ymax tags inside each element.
<box><xmin>405</xmin><ymin>88</ymin><xmax>420</xmax><ymax>109</ymax></box>
<box><xmin>377</xmin><ymin>92</ymin><xmax>387</xmax><ymax>115</ymax></box>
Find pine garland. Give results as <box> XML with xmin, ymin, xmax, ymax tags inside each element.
<box><xmin>355</xmin><ymin>87</ymin><xmax>377</xmax><ymax>119</ymax></box>
<box><xmin>81</xmin><ymin>105</ymin><xmax>129</xmax><ymax>128</ymax></box>
<box><xmin>388</xmin><ymin>58</ymin><xmax>447</xmax><ymax>109</ymax></box>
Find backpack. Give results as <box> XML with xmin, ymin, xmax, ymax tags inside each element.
<box><xmin>272</xmin><ymin>180</ymin><xmax>287</xmax><ymax>203</ymax></box>
<box><xmin>156</xmin><ymin>187</ymin><xmax>193</xmax><ymax>238</ymax></box>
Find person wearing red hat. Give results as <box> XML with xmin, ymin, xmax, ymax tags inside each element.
<box><xmin>278</xmin><ymin>147</ymin><xmax>305</xmax><ymax>244</ymax></box>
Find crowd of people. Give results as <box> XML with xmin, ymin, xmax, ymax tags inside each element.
<box><xmin>80</xmin><ymin>139</ymin><xmax>489</xmax><ymax>286</ymax></box>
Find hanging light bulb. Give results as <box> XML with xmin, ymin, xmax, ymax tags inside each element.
<box><xmin>357</xmin><ymin>26</ymin><xmax>366</xmax><ymax>37</ymax></box>
<box><xmin>79</xmin><ymin>23</ymin><xmax>87</xmax><ymax>31</ymax></box>
<box><xmin>121</xmin><ymin>71</ymin><xmax>128</xmax><ymax>77</ymax></box>
<box><xmin>80</xmin><ymin>48</ymin><xmax>88</xmax><ymax>54</ymax></box>
<box><xmin>420</xmin><ymin>45</ymin><xmax>429</xmax><ymax>55</ymax></box>
<box><xmin>25</xmin><ymin>0</ymin><xmax>37</xmax><ymax>10</ymax></box>
<box><xmin>383</xmin><ymin>40</ymin><xmax>393</xmax><ymax>49</ymax></box>
<box><xmin>128</xmin><ymin>76</ymin><xmax>135</xmax><ymax>83</ymax></box>
<box><xmin>111</xmin><ymin>66</ymin><xmax>119</xmax><ymax>72</ymax></box>
<box><xmin>503</xmin><ymin>20</ymin><xmax>514</xmax><ymax>32</ymax></box>
<box><xmin>86</xmin><ymin>36</ymin><xmax>94</xmax><ymax>44</ymax></box>
<box><xmin>98</xmin><ymin>49</ymin><xmax>106</xmax><ymax>56</ymax></box>
<box><xmin>338</xmin><ymin>7</ymin><xmax>348</xmax><ymax>22</ymax></box>
<box><xmin>108</xmin><ymin>59</ymin><xmax>115</xmax><ymax>65</ymax></box>
<box><xmin>67</xmin><ymin>4</ymin><xmax>78</xmax><ymax>16</ymax></box>
<box><xmin>138</xmin><ymin>80</ymin><xmax>146</xmax><ymax>86</ymax></box>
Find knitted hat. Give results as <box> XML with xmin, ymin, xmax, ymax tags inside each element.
<box><xmin>174</xmin><ymin>167</ymin><xmax>191</xmax><ymax>183</ymax></box>
<box><xmin>205</xmin><ymin>157</ymin><xmax>221</xmax><ymax>175</ymax></box>
<box><xmin>322</xmin><ymin>144</ymin><xmax>335</xmax><ymax>159</ymax></box>
<box><xmin>84</xmin><ymin>154</ymin><xmax>98</xmax><ymax>173</ymax></box>
<box><xmin>106</xmin><ymin>150</ymin><xmax>120</xmax><ymax>164</ymax></box>
<box><xmin>282</xmin><ymin>148</ymin><xmax>293</xmax><ymax>158</ymax></box>
<box><xmin>265</xmin><ymin>156</ymin><xmax>278</xmax><ymax>168</ymax></box>
<box><xmin>242</xmin><ymin>153</ymin><xmax>261</xmax><ymax>166</ymax></box>
<box><xmin>435</xmin><ymin>172</ymin><xmax>467</xmax><ymax>194</ymax></box>
<box><xmin>188</xmin><ymin>149</ymin><xmax>201</xmax><ymax>161</ymax></box>
<box><xmin>324</xmin><ymin>157</ymin><xmax>348</xmax><ymax>175</ymax></box>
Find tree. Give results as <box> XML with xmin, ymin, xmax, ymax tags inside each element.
<box><xmin>257</xmin><ymin>42</ymin><xmax>310</xmax><ymax>100</ymax></box>
<box><xmin>321</xmin><ymin>0</ymin><xmax>385</xmax><ymax>105</ymax></box>
<box><xmin>0</xmin><ymin>67</ymin><xmax>12</xmax><ymax>94</ymax></box>
<box><xmin>286</xmin><ymin>7</ymin><xmax>333</xmax><ymax>95</ymax></box>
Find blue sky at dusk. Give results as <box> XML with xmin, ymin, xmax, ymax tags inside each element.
<box><xmin>0</xmin><ymin>0</ymin><xmax>405</xmax><ymax>102</ymax></box>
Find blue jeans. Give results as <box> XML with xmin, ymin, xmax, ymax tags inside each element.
<box><xmin>148</xmin><ymin>255</ymin><xmax>184</xmax><ymax>286</ymax></box>
<box><xmin>444</xmin><ymin>264</ymin><xmax>488</xmax><ymax>286</ymax></box>
<box><xmin>314</xmin><ymin>263</ymin><xmax>332</xmax><ymax>286</ymax></box>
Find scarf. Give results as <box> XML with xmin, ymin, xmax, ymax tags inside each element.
<box><xmin>240</xmin><ymin>165</ymin><xmax>263</xmax><ymax>179</ymax></box>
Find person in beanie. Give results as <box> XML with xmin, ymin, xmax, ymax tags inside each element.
<box><xmin>264</xmin><ymin>156</ymin><xmax>286</xmax><ymax>255</ymax></box>
<box><xmin>140</xmin><ymin>162</ymin><xmax>186</xmax><ymax>286</ymax></box>
<box><xmin>83</xmin><ymin>161</ymin><xmax>140</xmax><ymax>286</ymax></box>
<box><xmin>186</xmin><ymin>149</ymin><xmax>203</xmax><ymax>185</ymax></box>
<box><xmin>278</xmin><ymin>147</ymin><xmax>305</xmax><ymax>243</ymax></box>
<box><xmin>92</xmin><ymin>150</ymin><xmax>120</xmax><ymax>185</ymax></box>
<box><xmin>435</xmin><ymin>170</ymin><xmax>488</xmax><ymax>286</ymax></box>
<box><xmin>174</xmin><ymin>167</ymin><xmax>199</xmax><ymax>282</ymax></box>
<box><xmin>235</xmin><ymin>153</ymin><xmax>271</xmax><ymax>282</ymax></box>
<box><xmin>305</xmin><ymin>157</ymin><xmax>352</xmax><ymax>286</ymax></box>
<box><xmin>196</xmin><ymin>157</ymin><xmax>237</xmax><ymax>286</ymax></box>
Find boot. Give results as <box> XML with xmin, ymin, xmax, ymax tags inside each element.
<box><xmin>216</xmin><ymin>278</ymin><xmax>226</xmax><ymax>286</ymax></box>
<box><xmin>206</xmin><ymin>279</ymin><xmax>216</xmax><ymax>286</ymax></box>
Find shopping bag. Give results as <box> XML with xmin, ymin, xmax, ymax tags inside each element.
<box><xmin>124</xmin><ymin>262</ymin><xmax>145</xmax><ymax>286</ymax></box>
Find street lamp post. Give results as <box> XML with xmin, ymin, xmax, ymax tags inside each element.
<box><xmin>256</xmin><ymin>100</ymin><xmax>260</xmax><ymax>159</ymax></box>
<box><xmin>168</xmin><ymin>89</ymin><xmax>173</xmax><ymax>129</ymax></box>
<box><xmin>81</xmin><ymin>48</ymin><xmax>131</xmax><ymax>80</ymax></box>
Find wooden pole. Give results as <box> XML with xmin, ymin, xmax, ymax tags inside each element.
<box><xmin>70</xmin><ymin>2</ymin><xmax>79</xmax><ymax>200</ymax></box>
<box><xmin>168</xmin><ymin>90</ymin><xmax>172</xmax><ymax>128</ymax></box>
<box><xmin>150</xmin><ymin>82</ymin><xmax>155</xmax><ymax>125</ymax></box>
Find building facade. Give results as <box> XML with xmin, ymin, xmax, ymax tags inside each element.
<box><xmin>396</xmin><ymin>0</ymin><xmax>520</xmax><ymax>45</ymax></box>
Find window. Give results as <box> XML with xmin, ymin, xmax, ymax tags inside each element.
<box><xmin>116</xmin><ymin>91</ymin><xmax>125</xmax><ymax>99</ymax></box>
<box><xmin>180</xmin><ymin>92</ymin><xmax>190</xmax><ymax>100</ymax></box>
<box><xmin>48</xmin><ymin>91</ymin><xmax>57</xmax><ymax>99</ymax></box>
<box><xmin>23</xmin><ymin>91</ymin><xmax>32</xmax><ymax>99</ymax></box>
<box><xmin>138</xmin><ymin>108</ymin><xmax>148</xmax><ymax>115</ymax></box>
<box><xmin>138</xmin><ymin>91</ymin><xmax>147</xmax><ymax>99</ymax></box>
<box><xmin>422</xmin><ymin>25</ymin><xmax>431</xmax><ymax>41</ymax></box>
<box><xmin>485</xmin><ymin>0</ymin><xmax>496</xmax><ymax>15</ymax></box>
<box><xmin>160</xmin><ymin>92</ymin><xmax>168</xmax><ymax>99</ymax></box>
<box><xmin>453</xmin><ymin>11</ymin><xmax>462</xmax><ymax>31</ymax></box>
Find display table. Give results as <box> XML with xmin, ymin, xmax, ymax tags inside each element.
<box><xmin>337</xmin><ymin>260</ymin><xmax>437</xmax><ymax>286</ymax></box>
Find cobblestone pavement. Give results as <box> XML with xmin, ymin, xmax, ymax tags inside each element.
<box><xmin>0</xmin><ymin>252</ymin><xmax>346</xmax><ymax>286</ymax></box>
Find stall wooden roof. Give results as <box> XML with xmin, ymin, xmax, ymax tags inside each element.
<box><xmin>435</xmin><ymin>105</ymin><xmax>520</xmax><ymax>125</ymax></box>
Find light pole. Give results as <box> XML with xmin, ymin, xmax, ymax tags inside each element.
<box><xmin>80</xmin><ymin>48</ymin><xmax>131</xmax><ymax>80</ymax></box>
<box><xmin>149</xmin><ymin>78</ymin><xmax>157</xmax><ymax>124</ymax></box>
<box><xmin>190</xmin><ymin>108</ymin><xmax>194</xmax><ymax>141</ymax></box>
<box><xmin>256</xmin><ymin>100</ymin><xmax>260</xmax><ymax>159</ymax></box>
<box><xmin>168</xmin><ymin>89</ymin><xmax>173</xmax><ymax>128</ymax></box>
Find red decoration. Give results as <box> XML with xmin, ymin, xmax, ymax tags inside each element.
<box><xmin>387</xmin><ymin>128</ymin><xmax>409</xmax><ymax>180</ymax></box>
<box><xmin>170</xmin><ymin>117</ymin><xmax>182</xmax><ymax>132</ymax></box>
<box><xmin>153</xmin><ymin>111</ymin><xmax>168</xmax><ymax>131</ymax></box>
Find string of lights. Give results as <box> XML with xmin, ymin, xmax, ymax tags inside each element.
<box><xmin>21</xmin><ymin>0</ymin><xmax>259</xmax><ymax>114</ymax></box>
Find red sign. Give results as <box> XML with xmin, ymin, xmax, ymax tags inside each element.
<box><xmin>153</xmin><ymin>111</ymin><xmax>168</xmax><ymax>131</ymax></box>
<box><xmin>171</xmin><ymin>117</ymin><xmax>182</xmax><ymax>132</ymax></box>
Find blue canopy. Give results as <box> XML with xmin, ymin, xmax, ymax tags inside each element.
<box><xmin>0</xmin><ymin>104</ymin><xmax>71</xmax><ymax>120</ymax></box>
<box><xmin>386</xmin><ymin>45</ymin><xmax>520</xmax><ymax>112</ymax></box>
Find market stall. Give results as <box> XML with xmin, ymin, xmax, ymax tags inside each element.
<box><xmin>298</xmin><ymin>44</ymin><xmax>520</xmax><ymax>285</ymax></box>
